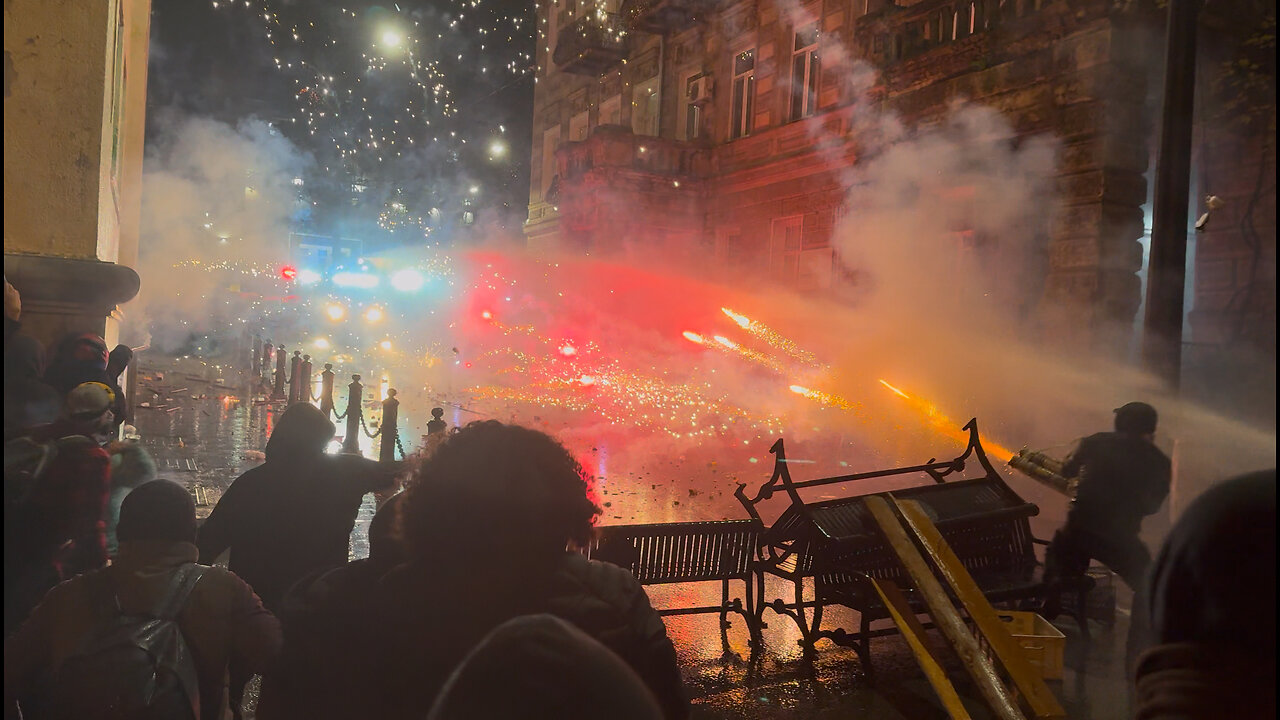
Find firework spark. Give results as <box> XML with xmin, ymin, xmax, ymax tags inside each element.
<box><xmin>720</xmin><ymin>307</ymin><xmax>820</xmax><ymax>367</ymax></box>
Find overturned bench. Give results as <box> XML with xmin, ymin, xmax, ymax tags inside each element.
<box><xmin>736</xmin><ymin>419</ymin><xmax>1092</xmax><ymax>666</ymax></box>
<box><xmin>585</xmin><ymin>519</ymin><xmax>763</xmax><ymax>649</ymax></box>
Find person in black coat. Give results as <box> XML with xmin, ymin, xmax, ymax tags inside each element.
<box><xmin>257</xmin><ymin>493</ymin><xmax>407</xmax><ymax>720</ymax></box>
<box><xmin>198</xmin><ymin>403</ymin><xmax>398</xmax><ymax>717</ymax></box>
<box><xmin>196</xmin><ymin>403</ymin><xmax>398</xmax><ymax>611</ymax></box>
<box><xmin>1046</xmin><ymin>401</ymin><xmax>1172</xmax><ymax>591</ymax></box>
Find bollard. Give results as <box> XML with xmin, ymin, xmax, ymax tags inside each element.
<box><xmin>272</xmin><ymin>345</ymin><xmax>287</xmax><ymax>399</ymax></box>
<box><xmin>299</xmin><ymin>354</ymin><xmax>314</xmax><ymax>406</ymax></box>
<box><xmin>427</xmin><ymin>407</ymin><xmax>447</xmax><ymax>436</ymax></box>
<box><xmin>379</xmin><ymin>389</ymin><xmax>399</xmax><ymax>463</ymax></box>
<box><xmin>319</xmin><ymin>363</ymin><xmax>336</xmax><ymax>418</ymax></box>
<box><xmin>287</xmin><ymin>350</ymin><xmax>303</xmax><ymax>405</ymax></box>
<box><xmin>342</xmin><ymin>374</ymin><xmax>364</xmax><ymax>454</ymax></box>
<box><xmin>424</xmin><ymin>406</ymin><xmax>447</xmax><ymax>457</ymax></box>
<box><xmin>262</xmin><ymin>340</ymin><xmax>274</xmax><ymax>389</ymax></box>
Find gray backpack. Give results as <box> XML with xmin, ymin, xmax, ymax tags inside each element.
<box><xmin>45</xmin><ymin>564</ymin><xmax>205</xmax><ymax>720</ymax></box>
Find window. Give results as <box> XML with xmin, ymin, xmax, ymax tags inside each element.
<box><xmin>682</xmin><ymin>72</ymin><xmax>704</xmax><ymax>140</ymax></box>
<box><xmin>770</xmin><ymin>216</ymin><xmax>804</xmax><ymax>282</ymax></box>
<box><xmin>540</xmin><ymin>125</ymin><xmax>561</xmax><ymax>200</ymax></box>
<box><xmin>632</xmin><ymin>76</ymin><xmax>660</xmax><ymax>137</ymax></box>
<box><xmin>790</xmin><ymin>25</ymin><xmax>820</xmax><ymax>122</ymax></box>
<box><xmin>730</xmin><ymin>49</ymin><xmax>755</xmax><ymax>139</ymax></box>
<box><xmin>569</xmin><ymin>110</ymin><xmax>589</xmax><ymax>141</ymax></box>
<box><xmin>599</xmin><ymin>95</ymin><xmax>622</xmax><ymax>126</ymax></box>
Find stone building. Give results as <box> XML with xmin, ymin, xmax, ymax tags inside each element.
<box><xmin>4</xmin><ymin>0</ymin><xmax>152</xmax><ymax>350</ymax></box>
<box><xmin>524</xmin><ymin>0</ymin><xmax>1276</xmax><ymax>379</ymax></box>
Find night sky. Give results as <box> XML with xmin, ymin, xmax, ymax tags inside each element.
<box><xmin>146</xmin><ymin>0</ymin><xmax>537</xmax><ymax>243</ymax></box>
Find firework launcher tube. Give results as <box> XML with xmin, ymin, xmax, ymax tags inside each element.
<box><xmin>1008</xmin><ymin>448</ymin><xmax>1075</xmax><ymax>497</ymax></box>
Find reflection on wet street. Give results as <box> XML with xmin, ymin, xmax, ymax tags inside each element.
<box><xmin>133</xmin><ymin>356</ymin><xmax>1133</xmax><ymax>719</ymax></box>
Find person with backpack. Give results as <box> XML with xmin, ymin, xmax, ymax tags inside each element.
<box><xmin>4</xmin><ymin>479</ymin><xmax>282</xmax><ymax>720</ymax></box>
<box><xmin>3</xmin><ymin>382</ymin><xmax>117</xmax><ymax>636</ymax></box>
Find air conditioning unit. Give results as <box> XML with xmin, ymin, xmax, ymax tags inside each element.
<box><xmin>687</xmin><ymin>75</ymin><xmax>713</xmax><ymax>106</ymax></box>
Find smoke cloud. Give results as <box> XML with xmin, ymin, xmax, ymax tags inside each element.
<box><xmin>138</xmin><ymin>113</ymin><xmax>311</xmax><ymax>353</ymax></box>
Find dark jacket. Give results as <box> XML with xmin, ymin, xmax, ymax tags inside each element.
<box><xmin>256</xmin><ymin>558</ymin><xmax>397</xmax><ymax>720</ymax></box>
<box><xmin>1062</xmin><ymin>432</ymin><xmax>1171</xmax><ymax>538</ymax></box>
<box><xmin>3</xmin><ymin>540</ymin><xmax>281</xmax><ymax>720</ymax></box>
<box><xmin>196</xmin><ymin>405</ymin><xmax>395</xmax><ymax>610</ymax></box>
<box><xmin>364</xmin><ymin>552</ymin><xmax>688</xmax><ymax>720</ymax></box>
<box><xmin>3</xmin><ymin>426</ymin><xmax>110</xmax><ymax>636</ymax></box>
<box><xmin>1134</xmin><ymin>470</ymin><xmax>1275</xmax><ymax>719</ymax></box>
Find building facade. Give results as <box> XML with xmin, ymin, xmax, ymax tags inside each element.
<box><xmin>4</xmin><ymin>0</ymin><xmax>152</xmax><ymax>350</ymax></box>
<box><xmin>525</xmin><ymin>0</ymin><xmax>1275</xmax><ymax>373</ymax></box>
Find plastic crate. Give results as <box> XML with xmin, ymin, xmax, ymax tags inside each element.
<box><xmin>991</xmin><ymin>611</ymin><xmax>1066</xmax><ymax>680</ymax></box>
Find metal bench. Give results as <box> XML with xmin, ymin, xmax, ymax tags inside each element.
<box><xmin>736</xmin><ymin>419</ymin><xmax>1092</xmax><ymax>665</ymax></box>
<box><xmin>585</xmin><ymin>519</ymin><xmax>763</xmax><ymax>649</ymax></box>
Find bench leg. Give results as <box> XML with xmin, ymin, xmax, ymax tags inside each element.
<box><xmin>742</xmin><ymin>576</ymin><xmax>762</xmax><ymax>648</ymax></box>
<box><xmin>794</xmin><ymin>578</ymin><xmax>818</xmax><ymax>651</ymax></box>
<box><xmin>719</xmin><ymin>578</ymin><xmax>732</xmax><ymax>653</ymax></box>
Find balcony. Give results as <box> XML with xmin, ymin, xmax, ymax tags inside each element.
<box><xmin>553</xmin><ymin>13</ymin><xmax>631</xmax><ymax>76</ymax></box>
<box><xmin>855</xmin><ymin>0</ymin><xmax>1050</xmax><ymax>67</ymax></box>
<box><xmin>620</xmin><ymin>0</ymin><xmax>723</xmax><ymax>34</ymax></box>
<box><xmin>557</xmin><ymin>125</ymin><xmax>709</xmax><ymax>184</ymax></box>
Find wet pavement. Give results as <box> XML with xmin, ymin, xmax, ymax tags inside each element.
<box><xmin>132</xmin><ymin>355</ymin><xmax>1133</xmax><ymax>719</ymax></box>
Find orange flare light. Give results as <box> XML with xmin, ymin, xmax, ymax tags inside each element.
<box><xmin>876</xmin><ymin>378</ymin><xmax>1014</xmax><ymax>462</ymax></box>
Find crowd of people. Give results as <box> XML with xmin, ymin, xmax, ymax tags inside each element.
<box><xmin>2</xmin><ymin>270</ymin><xmax>1276</xmax><ymax>719</ymax></box>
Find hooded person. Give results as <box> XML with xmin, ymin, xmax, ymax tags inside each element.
<box><xmin>1133</xmin><ymin>470</ymin><xmax>1276</xmax><ymax>720</ymax></box>
<box><xmin>198</xmin><ymin>404</ymin><xmax>397</xmax><ymax>718</ymax></box>
<box><xmin>427</xmin><ymin>614</ymin><xmax>663</xmax><ymax>720</ymax></box>
<box><xmin>42</xmin><ymin>333</ymin><xmax>127</xmax><ymax>428</ymax></box>
<box><xmin>257</xmin><ymin>493</ymin><xmax>409</xmax><ymax>720</ymax></box>
<box><xmin>4</xmin><ymin>480</ymin><xmax>282</xmax><ymax>720</ymax></box>
<box><xmin>196</xmin><ymin>403</ymin><xmax>399</xmax><ymax>611</ymax></box>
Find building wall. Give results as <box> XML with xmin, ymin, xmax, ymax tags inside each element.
<box><xmin>528</xmin><ymin>0</ymin><xmax>1273</xmax><ymax>360</ymax></box>
<box><xmin>3</xmin><ymin>0</ymin><xmax>150</xmax><ymax>348</ymax></box>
